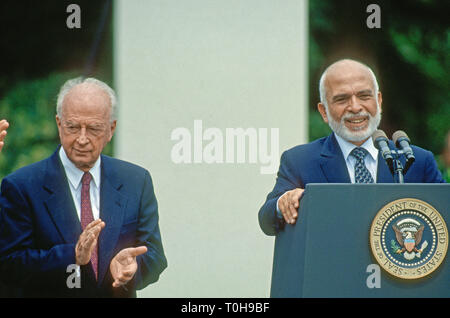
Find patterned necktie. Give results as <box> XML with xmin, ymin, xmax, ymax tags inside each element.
<box><xmin>350</xmin><ymin>147</ymin><xmax>374</xmax><ymax>183</ymax></box>
<box><xmin>81</xmin><ymin>172</ymin><xmax>98</xmax><ymax>280</ymax></box>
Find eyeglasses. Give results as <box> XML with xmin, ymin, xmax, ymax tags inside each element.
<box><xmin>62</xmin><ymin>121</ymin><xmax>108</xmax><ymax>137</ymax></box>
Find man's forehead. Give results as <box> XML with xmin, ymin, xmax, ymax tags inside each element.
<box><xmin>62</xmin><ymin>83</ymin><xmax>111</xmax><ymax>116</ymax></box>
<box><xmin>63</xmin><ymin>116</ymin><xmax>108</xmax><ymax>124</ymax></box>
<box><xmin>328</xmin><ymin>75</ymin><xmax>373</xmax><ymax>92</ymax></box>
<box><xmin>325</xmin><ymin>64</ymin><xmax>374</xmax><ymax>94</ymax></box>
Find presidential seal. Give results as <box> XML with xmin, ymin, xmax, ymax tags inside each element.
<box><xmin>369</xmin><ymin>198</ymin><xmax>448</xmax><ymax>279</ymax></box>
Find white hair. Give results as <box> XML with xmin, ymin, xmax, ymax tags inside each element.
<box><xmin>56</xmin><ymin>77</ymin><xmax>117</xmax><ymax>122</ymax></box>
<box><xmin>319</xmin><ymin>59</ymin><xmax>379</xmax><ymax>108</ymax></box>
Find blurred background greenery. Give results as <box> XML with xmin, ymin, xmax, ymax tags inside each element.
<box><xmin>0</xmin><ymin>0</ymin><xmax>113</xmax><ymax>179</ymax></box>
<box><xmin>0</xmin><ymin>0</ymin><xmax>448</xmax><ymax>181</ymax></box>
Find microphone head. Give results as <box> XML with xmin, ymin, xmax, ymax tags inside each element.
<box><xmin>392</xmin><ymin>130</ymin><xmax>410</xmax><ymax>147</ymax></box>
<box><xmin>372</xmin><ymin>129</ymin><xmax>388</xmax><ymax>140</ymax></box>
<box><xmin>372</xmin><ymin>130</ymin><xmax>393</xmax><ymax>174</ymax></box>
<box><xmin>372</xmin><ymin>130</ymin><xmax>389</xmax><ymax>148</ymax></box>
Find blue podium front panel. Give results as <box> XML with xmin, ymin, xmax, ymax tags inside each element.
<box><xmin>271</xmin><ymin>184</ymin><xmax>449</xmax><ymax>298</ymax></box>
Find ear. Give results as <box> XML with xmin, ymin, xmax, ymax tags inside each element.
<box><xmin>377</xmin><ymin>91</ymin><xmax>383</xmax><ymax>112</ymax></box>
<box><xmin>56</xmin><ymin>115</ymin><xmax>62</xmax><ymax>136</ymax></box>
<box><xmin>108</xmin><ymin>120</ymin><xmax>117</xmax><ymax>142</ymax></box>
<box><xmin>317</xmin><ymin>103</ymin><xmax>329</xmax><ymax>124</ymax></box>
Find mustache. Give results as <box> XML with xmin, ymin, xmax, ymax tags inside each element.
<box><xmin>341</xmin><ymin>111</ymin><xmax>371</xmax><ymax>122</ymax></box>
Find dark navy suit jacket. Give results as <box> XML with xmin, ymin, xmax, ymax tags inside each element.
<box><xmin>258</xmin><ymin>133</ymin><xmax>445</xmax><ymax>236</ymax></box>
<box><xmin>0</xmin><ymin>147</ymin><xmax>167</xmax><ymax>297</ymax></box>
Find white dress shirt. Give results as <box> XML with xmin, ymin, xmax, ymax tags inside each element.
<box><xmin>59</xmin><ymin>147</ymin><xmax>101</xmax><ymax>221</ymax></box>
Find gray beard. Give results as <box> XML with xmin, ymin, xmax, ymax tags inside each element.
<box><xmin>326</xmin><ymin>105</ymin><xmax>381</xmax><ymax>143</ymax></box>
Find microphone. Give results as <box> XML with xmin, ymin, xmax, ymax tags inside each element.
<box><xmin>392</xmin><ymin>130</ymin><xmax>415</xmax><ymax>173</ymax></box>
<box><xmin>372</xmin><ymin>130</ymin><xmax>394</xmax><ymax>174</ymax></box>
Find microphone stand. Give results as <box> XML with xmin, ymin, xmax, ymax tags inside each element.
<box><xmin>391</xmin><ymin>153</ymin><xmax>404</xmax><ymax>184</ymax></box>
<box><xmin>389</xmin><ymin>149</ymin><xmax>414</xmax><ymax>184</ymax></box>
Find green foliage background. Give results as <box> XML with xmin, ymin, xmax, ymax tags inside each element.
<box><xmin>0</xmin><ymin>0</ymin><xmax>448</xmax><ymax>181</ymax></box>
<box><xmin>0</xmin><ymin>0</ymin><xmax>113</xmax><ymax>179</ymax></box>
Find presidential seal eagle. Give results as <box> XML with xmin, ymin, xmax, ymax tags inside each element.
<box><xmin>392</xmin><ymin>218</ymin><xmax>428</xmax><ymax>260</ymax></box>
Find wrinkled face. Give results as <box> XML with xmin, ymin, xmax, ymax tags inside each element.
<box><xmin>56</xmin><ymin>83</ymin><xmax>116</xmax><ymax>172</ymax></box>
<box><xmin>318</xmin><ymin>61</ymin><xmax>382</xmax><ymax>146</ymax></box>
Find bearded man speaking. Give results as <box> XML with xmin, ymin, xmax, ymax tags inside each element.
<box><xmin>258</xmin><ymin>59</ymin><xmax>445</xmax><ymax>235</ymax></box>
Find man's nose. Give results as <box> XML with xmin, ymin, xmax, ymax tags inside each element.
<box><xmin>76</xmin><ymin>127</ymin><xmax>89</xmax><ymax>145</ymax></box>
<box><xmin>347</xmin><ymin>95</ymin><xmax>363</xmax><ymax>113</ymax></box>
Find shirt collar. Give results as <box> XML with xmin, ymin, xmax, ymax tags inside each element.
<box><xmin>59</xmin><ymin>147</ymin><xmax>101</xmax><ymax>190</ymax></box>
<box><xmin>334</xmin><ymin>133</ymin><xmax>378</xmax><ymax>162</ymax></box>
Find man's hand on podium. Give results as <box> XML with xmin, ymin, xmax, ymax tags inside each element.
<box><xmin>278</xmin><ymin>188</ymin><xmax>304</xmax><ymax>224</ymax></box>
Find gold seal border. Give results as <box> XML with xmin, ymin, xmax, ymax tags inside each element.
<box><xmin>369</xmin><ymin>198</ymin><xmax>448</xmax><ymax>280</ymax></box>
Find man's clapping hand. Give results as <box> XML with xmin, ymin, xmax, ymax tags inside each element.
<box><xmin>110</xmin><ymin>246</ymin><xmax>147</xmax><ymax>288</ymax></box>
<box><xmin>75</xmin><ymin>219</ymin><xmax>105</xmax><ymax>265</ymax></box>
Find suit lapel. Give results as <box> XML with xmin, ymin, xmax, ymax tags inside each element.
<box><xmin>319</xmin><ymin>134</ymin><xmax>351</xmax><ymax>183</ymax></box>
<box><xmin>97</xmin><ymin>156</ymin><xmax>128</xmax><ymax>285</ymax></box>
<box><xmin>43</xmin><ymin>148</ymin><xmax>82</xmax><ymax>244</ymax></box>
<box><xmin>376</xmin><ymin>151</ymin><xmax>394</xmax><ymax>183</ymax></box>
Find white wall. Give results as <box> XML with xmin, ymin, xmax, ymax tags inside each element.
<box><xmin>114</xmin><ymin>0</ymin><xmax>308</xmax><ymax>297</ymax></box>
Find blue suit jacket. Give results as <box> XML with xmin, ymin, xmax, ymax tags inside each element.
<box><xmin>0</xmin><ymin>147</ymin><xmax>167</xmax><ymax>297</ymax></box>
<box><xmin>258</xmin><ymin>133</ymin><xmax>445</xmax><ymax>236</ymax></box>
